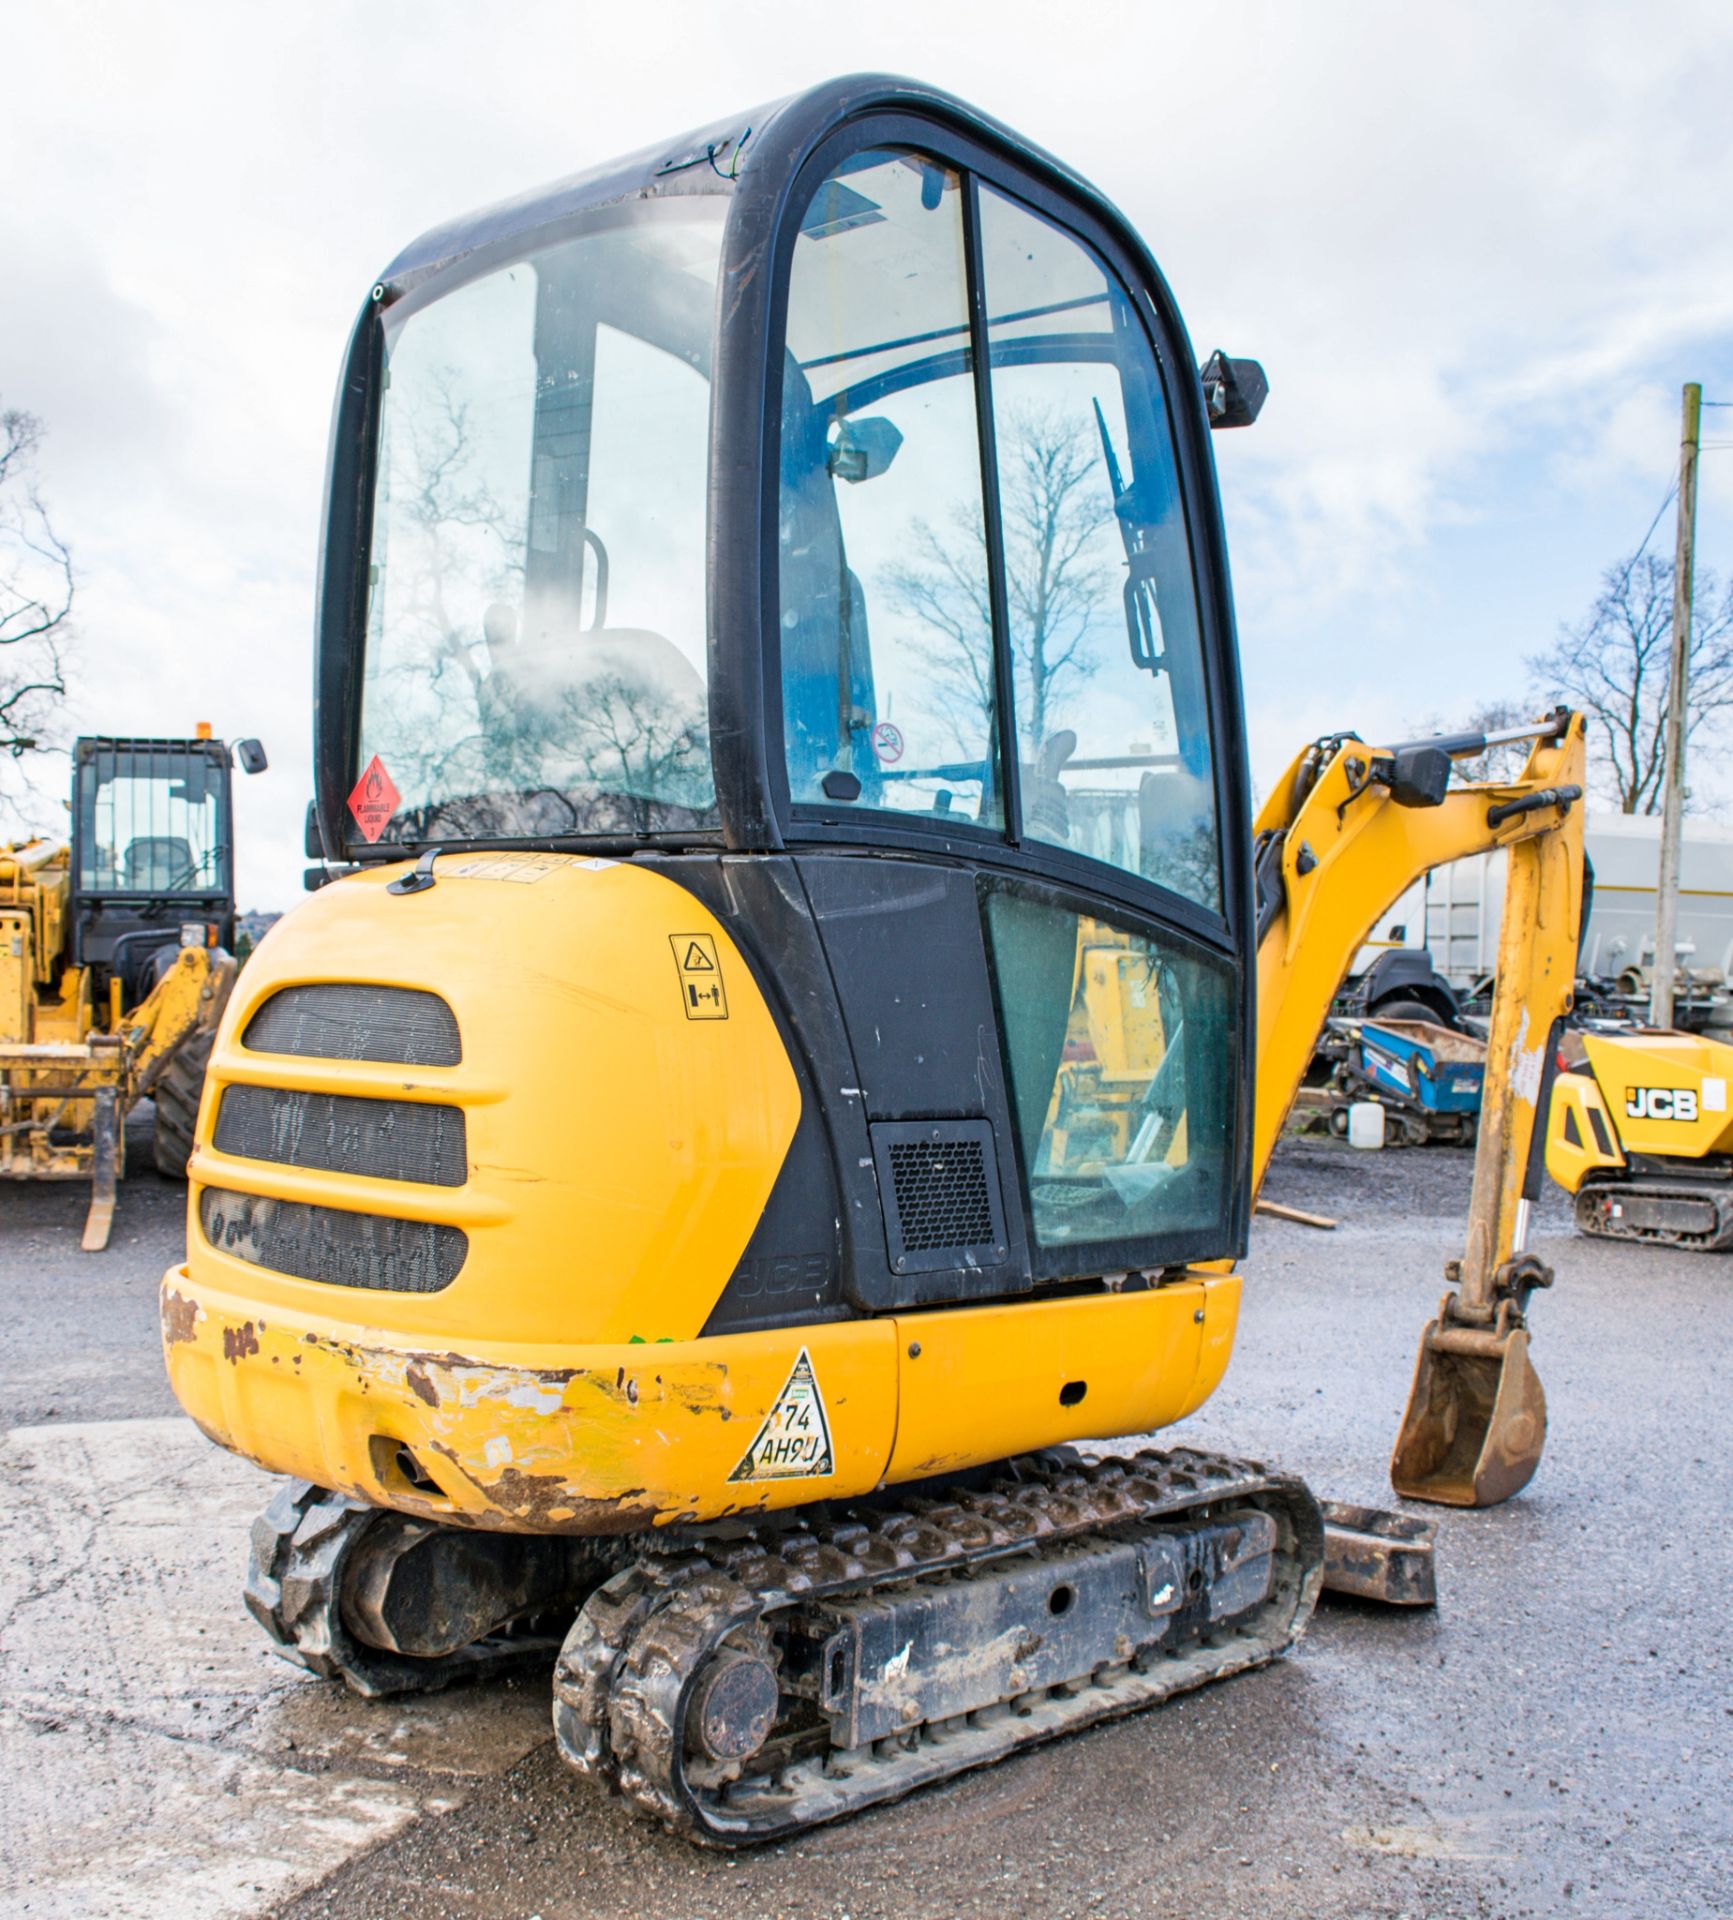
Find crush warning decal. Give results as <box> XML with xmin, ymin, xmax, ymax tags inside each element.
<box><xmin>347</xmin><ymin>755</ymin><xmax>401</xmax><ymax>843</ymax></box>
<box><xmin>669</xmin><ymin>932</ymin><xmax>729</xmax><ymax>1020</ymax></box>
<box><xmin>728</xmin><ymin>1348</ymin><xmax>834</xmax><ymax>1482</ymax></box>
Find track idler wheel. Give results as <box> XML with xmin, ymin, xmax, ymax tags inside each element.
<box><xmin>245</xmin><ymin>1479</ymin><xmax>597</xmax><ymax>1696</ymax></box>
<box><xmin>689</xmin><ymin>1646</ymin><xmax>781</xmax><ymax>1766</ymax></box>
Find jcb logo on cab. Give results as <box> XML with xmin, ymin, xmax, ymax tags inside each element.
<box><xmin>1625</xmin><ymin>1086</ymin><xmax>1698</xmax><ymax>1122</ymax></box>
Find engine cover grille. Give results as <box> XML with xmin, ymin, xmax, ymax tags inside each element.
<box><xmin>870</xmin><ymin>1119</ymin><xmax>1006</xmax><ymax>1274</ymax></box>
<box><xmin>243</xmin><ymin>984</ymin><xmax>461</xmax><ymax>1066</ymax></box>
<box><xmin>199</xmin><ymin>1188</ymin><xmax>466</xmax><ymax>1293</ymax></box>
<box><xmin>213</xmin><ymin>1086</ymin><xmax>467</xmax><ymax>1187</ymax></box>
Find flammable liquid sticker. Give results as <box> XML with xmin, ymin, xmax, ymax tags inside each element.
<box><xmin>728</xmin><ymin>1347</ymin><xmax>835</xmax><ymax>1482</ymax></box>
<box><xmin>347</xmin><ymin>755</ymin><xmax>401</xmax><ymax>844</ymax></box>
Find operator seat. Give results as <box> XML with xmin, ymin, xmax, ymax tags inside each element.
<box><xmin>476</xmin><ymin>602</ymin><xmax>711</xmax><ymax>830</ymax></box>
<box><xmin>483</xmin><ymin>602</ymin><xmax>704</xmax><ymax>717</ymax></box>
<box><xmin>123</xmin><ymin>836</ymin><xmax>195</xmax><ymax>891</ymax></box>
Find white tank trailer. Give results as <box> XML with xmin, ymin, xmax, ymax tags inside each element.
<box><xmin>1356</xmin><ymin>813</ymin><xmax>1733</xmax><ymax>1011</ymax></box>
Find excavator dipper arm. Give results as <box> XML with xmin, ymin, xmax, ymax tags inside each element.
<box><xmin>1250</xmin><ymin>712</ymin><xmax>1587</xmax><ymax>1506</ymax></box>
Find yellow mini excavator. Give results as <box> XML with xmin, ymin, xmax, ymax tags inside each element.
<box><xmin>4</xmin><ymin>731</ymin><xmax>266</xmax><ymax>1247</ymax></box>
<box><xmin>160</xmin><ymin>78</ymin><xmax>1585</xmax><ymax>1842</ymax></box>
<box><xmin>1547</xmin><ymin>1027</ymin><xmax>1733</xmax><ymax>1247</ymax></box>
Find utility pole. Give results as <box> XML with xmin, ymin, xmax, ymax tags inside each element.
<box><xmin>1651</xmin><ymin>381</ymin><xmax>1702</xmax><ymax>1028</ymax></box>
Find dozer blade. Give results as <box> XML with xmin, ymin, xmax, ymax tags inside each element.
<box><xmin>1319</xmin><ymin>1500</ymin><xmax>1437</xmax><ymax>1605</ymax></box>
<box><xmin>1390</xmin><ymin>1319</ymin><xmax>1546</xmax><ymax>1508</ymax></box>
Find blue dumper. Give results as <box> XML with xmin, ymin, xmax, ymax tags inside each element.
<box><xmin>1332</xmin><ymin>1017</ymin><xmax>1488</xmax><ymax>1145</ymax></box>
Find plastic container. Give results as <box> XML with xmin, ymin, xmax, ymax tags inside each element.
<box><xmin>1347</xmin><ymin>1101</ymin><xmax>1387</xmax><ymax>1150</ymax></box>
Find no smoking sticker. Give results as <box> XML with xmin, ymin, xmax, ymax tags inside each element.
<box><xmin>871</xmin><ymin>721</ymin><xmax>904</xmax><ymax>765</ymax></box>
<box><xmin>669</xmin><ymin>932</ymin><xmax>728</xmax><ymax>1020</ymax></box>
<box><xmin>347</xmin><ymin>755</ymin><xmax>401</xmax><ymax>843</ymax></box>
<box><xmin>729</xmin><ymin>1348</ymin><xmax>834</xmax><ymax>1482</ymax></box>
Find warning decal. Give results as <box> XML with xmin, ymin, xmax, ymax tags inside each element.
<box><xmin>439</xmin><ymin>851</ymin><xmax>587</xmax><ymax>883</ymax></box>
<box><xmin>728</xmin><ymin>1347</ymin><xmax>834</xmax><ymax>1482</ymax></box>
<box><xmin>871</xmin><ymin>721</ymin><xmax>904</xmax><ymax>764</ymax></box>
<box><xmin>669</xmin><ymin>932</ymin><xmax>729</xmax><ymax>1021</ymax></box>
<box><xmin>347</xmin><ymin>755</ymin><xmax>401</xmax><ymax>843</ymax></box>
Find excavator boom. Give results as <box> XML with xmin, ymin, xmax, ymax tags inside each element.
<box><xmin>1251</xmin><ymin>712</ymin><xmax>1587</xmax><ymax>1503</ymax></box>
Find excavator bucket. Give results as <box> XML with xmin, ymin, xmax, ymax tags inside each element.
<box><xmin>1390</xmin><ymin>1317</ymin><xmax>1547</xmax><ymax>1507</ymax></box>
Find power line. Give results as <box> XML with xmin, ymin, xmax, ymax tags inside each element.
<box><xmin>1608</xmin><ymin>478</ymin><xmax>1680</xmax><ymax>597</ymax></box>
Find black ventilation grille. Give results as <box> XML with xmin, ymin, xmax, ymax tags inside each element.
<box><xmin>244</xmin><ymin>984</ymin><xmax>461</xmax><ymax>1066</ymax></box>
<box><xmin>200</xmin><ymin>1188</ymin><xmax>466</xmax><ymax>1293</ymax></box>
<box><xmin>213</xmin><ymin>1086</ymin><xmax>467</xmax><ymax>1187</ymax></box>
<box><xmin>870</xmin><ymin>1119</ymin><xmax>1007</xmax><ymax>1275</ymax></box>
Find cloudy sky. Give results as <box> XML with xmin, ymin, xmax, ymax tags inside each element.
<box><xmin>4</xmin><ymin>1</ymin><xmax>1731</xmax><ymax>906</ymax></box>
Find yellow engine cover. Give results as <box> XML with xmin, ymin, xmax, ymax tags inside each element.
<box><xmin>161</xmin><ymin>851</ymin><xmax>1238</xmax><ymax>1534</ymax></box>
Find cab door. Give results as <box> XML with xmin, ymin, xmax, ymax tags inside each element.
<box><xmin>763</xmin><ymin>124</ymin><xmax>1254</xmax><ymax>1304</ymax></box>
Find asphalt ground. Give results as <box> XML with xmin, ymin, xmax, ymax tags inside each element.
<box><xmin>2</xmin><ymin>1119</ymin><xmax>1729</xmax><ymax>1919</ymax></box>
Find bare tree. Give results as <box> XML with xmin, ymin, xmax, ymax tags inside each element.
<box><xmin>0</xmin><ymin>406</ymin><xmax>74</xmax><ymax>816</ymax></box>
<box><xmin>1528</xmin><ymin>552</ymin><xmax>1733</xmax><ymax>814</ymax></box>
<box><xmin>884</xmin><ymin>405</ymin><xmax>1113</xmax><ymax>754</ymax></box>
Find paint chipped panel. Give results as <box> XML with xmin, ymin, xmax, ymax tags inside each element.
<box><xmin>1509</xmin><ymin>1006</ymin><xmax>1545</xmax><ymax>1107</ymax></box>
<box><xmin>161</xmin><ymin>1288</ymin><xmax>203</xmax><ymax>1346</ymax></box>
<box><xmin>222</xmin><ymin>1321</ymin><xmax>261</xmax><ymax>1364</ymax></box>
<box><xmin>158</xmin><ymin>1271</ymin><xmax>898</xmax><ymax>1535</ymax></box>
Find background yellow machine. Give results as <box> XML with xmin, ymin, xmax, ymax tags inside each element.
<box><xmin>160</xmin><ymin>77</ymin><xmax>1584</xmax><ymax>1842</ymax></box>
<box><xmin>1547</xmin><ymin>1027</ymin><xmax>1733</xmax><ymax>1247</ymax></box>
<box><xmin>3</xmin><ymin>731</ymin><xmax>265</xmax><ymax>1247</ymax></box>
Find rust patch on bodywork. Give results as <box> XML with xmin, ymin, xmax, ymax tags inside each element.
<box><xmin>161</xmin><ymin>1290</ymin><xmax>201</xmax><ymax>1346</ymax></box>
<box><xmin>476</xmin><ymin>1465</ymin><xmax>659</xmax><ymax>1535</ymax></box>
<box><xmin>222</xmin><ymin>1320</ymin><xmax>260</xmax><ymax>1363</ymax></box>
<box><xmin>405</xmin><ymin>1360</ymin><xmax>440</xmax><ymax>1406</ymax></box>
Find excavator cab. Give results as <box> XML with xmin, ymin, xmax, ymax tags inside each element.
<box><xmin>304</xmin><ymin>79</ymin><xmax>1263</xmax><ymax>1303</ymax></box>
<box><xmin>70</xmin><ymin>735</ymin><xmax>258</xmax><ymax>1008</ymax></box>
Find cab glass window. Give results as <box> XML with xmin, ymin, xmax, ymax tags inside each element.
<box><xmin>356</xmin><ymin>201</ymin><xmax>725</xmax><ymax>844</ymax></box>
<box><xmin>978</xmin><ymin>188</ymin><xmax>1221</xmax><ymax>912</ymax></box>
<box><xmin>76</xmin><ymin>745</ymin><xmax>226</xmax><ymax>894</ymax></box>
<box><xmin>983</xmin><ymin>885</ymin><xmax>1234</xmax><ymax>1249</ymax></box>
<box><xmin>779</xmin><ymin>150</ymin><xmax>1001</xmax><ymax>827</ymax></box>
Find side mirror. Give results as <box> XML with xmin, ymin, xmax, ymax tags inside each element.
<box><xmin>827</xmin><ymin>416</ymin><xmax>904</xmax><ymax>483</ymax></box>
<box><xmin>234</xmin><ymin>738</ymin><xmax>269</xmax><ymax>775</ymax></box>
<box><xmin>1199</xmin><ymin>351</ymin><xmax>1268</xmax><ymax>429</ymax></box>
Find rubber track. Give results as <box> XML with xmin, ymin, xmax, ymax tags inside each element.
<box><xmin>1574</xmin><ymin>1179</ymin><xmax>1733</xmax><ymax>1252</ymax></box>
<box><xmin>551</xmin><ymin>1447</ymin><xmax>1324</xmax><ymax>1844</ymax></box>
<box><xmin>244</xmin><ymin>1478</ymin><xmax>559</xmax><ymax>1697</ymax></box>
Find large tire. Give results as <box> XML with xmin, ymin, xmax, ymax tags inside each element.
<box><xmin>1365</xmin><ymin>997</ymin><xmax>1445</xmax><ymax>1028</ymax></box>
<box><xmin>151</xmin><ymin>1024</ymin><xmax>215</xmax><ymax>1178</ymax></box>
